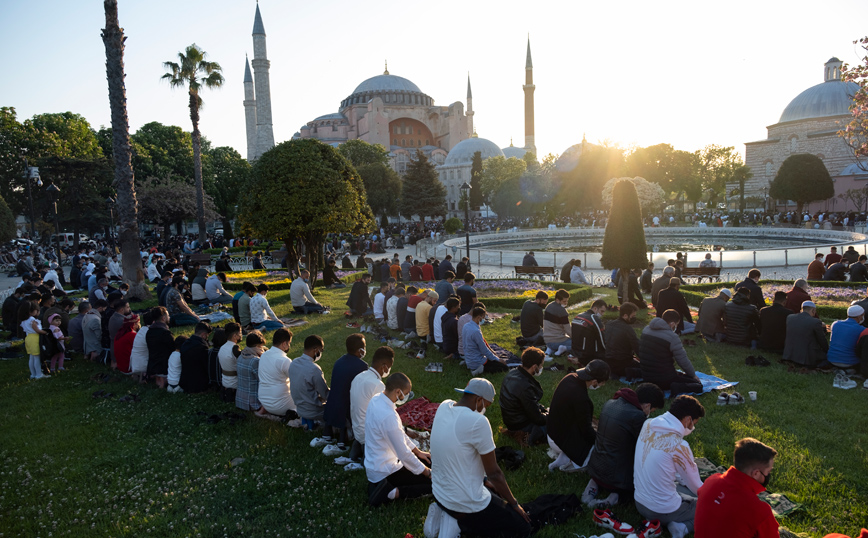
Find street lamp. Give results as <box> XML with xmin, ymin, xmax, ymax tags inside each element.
<box><xmin>105</xmin><ymin>196</ymin><xmax>117</xmax><ymax>249</ymax></box>
<box><xmin>22</xmin><ymin>157</ymin><xmax>42</xmax><ymax>239</ymax></box>
<box><xmin>460</xmin><ymin>181</ymin><xmax>471</xmax><ymax>260</ymax></box>
<box><xmin>46</xmin><ymin>184</ymin><xmax>62</xmax><ymax>267</ymax></box>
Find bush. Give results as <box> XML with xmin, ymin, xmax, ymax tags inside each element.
<box><xmin>444</xmin><ymin>217</ymin><xmax>463</xmax><ymax>235</ymax></box>
<box><xmin>222</xmin><ymin>271</ymin><xmax>369</xmax><ymax>291</ymax></box>
<box><xmin>480</xmin><ymin>284</ymin><xmax>593</xmax><ymax>310</ymax></box>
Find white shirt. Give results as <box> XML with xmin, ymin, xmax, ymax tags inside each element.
<box><xmin>373</xmin><ymin>292</ymin><xmax>386</xmax><ymax>320</ymax></box>
<box><xmin>386</xmin><ymin>296</ymin><xmax>400</xmax><ymax>330</ymax></box>
<box><xmin>250</xmin><ymin>293</ymin><xmax>279</xmax><ymax>325</ymax></box>
<box><xmin>130</xmin><ymin>326</ymin><xmax>149</xmax><ymax>374</ymax></box>
<box><xmin>147</xmin><ymin>263</ymin><xmax>160</xmax><ymax>281</ymax></box>
<box><xmin>108</xmin><ymin>260</ymin><xmax>122</xmax><ymax>278</ymax></box>
<box><xmin>430</xmin><ymin>400</ymin><xmax>496</xmax><ymax>513</ymax></box>
<box><xmin>44</xmin><ymin>270</ymin><xmax>62</xmax><ymax>290</ymax></box>
<box><xmin>257</xmin><ymin>345</ymin><xmax>296</xmax><ymax>415</ymax></box>
<box><xmin>364</xmin><ymin>392</ymin><xmax>426</xmax><ymax>483</ymax></box>
<box><xmin>633</xmin><ymin>412</ymin><xmax>703</xmax><ymax>513</ymax></box>
<box><xmin>350</xmin><ymin>368</ymin><xmax>385</xmax><ymax>443</ymax></box>
<box><xmin>219</xmin><ymin>340</ymin><xmax>239</xmax><ymax>389</ymax></box>
<box><xmin>433</xmin><ymin>304</ymin><xmax>447</xmax><ymax>343</ymax></box>
<box><xmin>167</xmin><ymin>351</ymin><xmax>181</xmax><ymax>385</ymax></box>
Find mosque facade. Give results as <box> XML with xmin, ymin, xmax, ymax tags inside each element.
<box><xmin>742</xmin><ymin>57</ymin><xmax>865</xmax><ymax>213</ymax></box>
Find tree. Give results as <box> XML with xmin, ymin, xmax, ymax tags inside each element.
<box><xmin>138</xmin><ymin>177</ymin><xmax>218</xmax><ymax>238</ymax></box>
<box><xmin>399</xmin><ymin>150</ymin><xmax>446</xmax><ymax>220</ymax></box>
<box><xmin>839</xmin><ymin>186</ymin><xmax>868</xmax><ymax>212</ymax></box>
<box><xmin>840</xmin><ymin>36</ymin><xmax>868</xmax><ymax>169</ymax></box>
<box><xmin>129</xmin><ymin>121</ymin><xmax>195</xmax><ymax>183</ymax></box>
<box><xmin>102</xmin><ymin>0</ymin><xmax>147</xmax><ymax>298</ymax></box>
<box><xmin>337</xmin><ymin>139</ymin><xmax>389</xmax><ymax>167</ymax></box>
<box><xmin>602</xmin><ymin>177</ymin><xmax>665</xmax><ymax>215</ymax></box>
<box><xmin>600</xmin><ymin>179</ymin><xmax>648</xmax><ymax>303</ymax></box>
<box><xmin>162</xmin><ymin>44</ymin><xmax>224</xmax><ymax>243</ymax></box>
<box><xmin>480</xmin><ymin>156</ymin><xmax>527</xmax><ymax>205</ymax></box>
<box><xmin>0</xmin><ymin>194</ymin><xmax>15</xmax><ymax>243</ymax></box>
<box><xmin>769</xmin><ymin>154</ymin><xmax>833</xmax><ymax>213</ymax></box>
<box><xmin>207</xmin><ymin>146</ymin><xmax>249</xmax><ymax>237</ymax></box>
<box><xmin>240</xmin><ymin>139</ymin><xmax>373</xmax><ymax>288</ymax></box>
<box><xmin>556</xmin><ymin>145</ymin><xmax>625</xmax><ymax>212</ymax></box>
<box><xmin>625</xmin><ymin>143</ymin><xmax>701</xmax><ymax>202</ymax></box>
<box><xmin>469</xmin><ymin>151</ymin><xmax>484</xmax><ymax>210</ymax></box>
<box><xmin>444</xmin><ymin>217</ymin><xmax>463</xmax><ymax>235</ymax></box>
<box><xmin>696</xmin><ymin>145</ymin><xmax>745</xmax><ymax>207</ymax></box>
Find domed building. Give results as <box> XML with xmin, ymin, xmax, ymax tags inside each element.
<box><xmin>437</xmin><ymin>134</ymin><xmax>505</xmax><ymax>216</ymax></box>
<box><xmin>743</xmin><ymin>57</ymin><xmax>862</xmax><ymax>212</ymax></box>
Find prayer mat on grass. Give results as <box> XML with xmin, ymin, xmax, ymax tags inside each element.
<box><xmin>489</xmin><ymin>343</ymin><xmax>520</xmax><ymax>365</ymax></box>
<box><xmin>694</xmin><ymin>457</ymin><xmax>804</xmax><ymax>517</ymax></box>
<box><xmin>278</xmin><ymin>317</ymin><xmax>309</xmax><ymax>328</ymax></box>
<box><xmin>199</xmin><ymin>312</ymin><xmax>233</xmax><ymax>323</ymax></box>
<box><xmin>619</xmin><ymin>371</ymin><xmax>738</xmax><ymax>397</ymax></box>
<box><xmin>397</xmin><ymin>397</ymin><xmax>439</xmax><ymax>431</ymax></box>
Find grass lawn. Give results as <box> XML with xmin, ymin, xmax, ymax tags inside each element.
<box><xmin>1</xmin><ymin>285</ymin><xmax>866</xmax><ymax>538</ymax></box>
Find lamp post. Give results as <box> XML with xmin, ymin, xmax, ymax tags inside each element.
<box><xmin>460</xmin><ymin>181</ymin><xmax>471</xmax><ymax>260</ymax></box>
<box><xmin>105</xmin><ymin>196</ymin><xmax>117</xmax><ymax>249</ymax></box>
<box><xmin>22</xmin><ymin>157</ymin><xmax>43</xmax><ymax>239</ymax></box>
<box><xmin>46</xmin><ymin>184</ymin><xmax>62</xmax><ymax>266</ymax></box>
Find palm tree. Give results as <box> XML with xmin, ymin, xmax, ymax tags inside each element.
<box><xmin>101</xmin><ymin>0</ymin><xmax>149</xmax><ymax>299</ymax></box>
<box><xmin>161</xmin><ymin>44</ymin><xmax>223</xmax><ymax>244</ymax></box>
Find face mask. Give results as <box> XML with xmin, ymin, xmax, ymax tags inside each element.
<box><xmin>303</xmin><ymin>278</ymin><xmax>309</xmax><ymax>283</ymax></box>
<box><xmin>313</xmin><ymin>349</ymin><xmax>322</xmax><ymax>362</ymax></box>
<box><xmin>358</xmin><ymin>348</ymin><xmax>366</xmax><ymax>359</ymax></box>
<box><xmin>121</xmin><ymin>290</ymin><xmax>127</xmax><ymax>296</ymax></box>
<box><xmin>684</xmin><ymin>420</ymin><xmax>695</xmax><ymax>436</ymax></box>
<box><xmin>476</xmin><ymin>400</ymin><xmax>488</xmax><ymax>415</ymax></box>
<box><xmin>627</xmin><ymin>317</ymin><xmax>637</xmax><ymax>324</ymax></box>
<box><xmin>381</xmin><ymin>367</ymin><xmax>391</xmax><ymax>378</ymax></box>
<box><xmin>396</xmin><ymin>390</ymin><xmax>411</xmax><ymax>406</ymax></box>
<box><xmin>534</xmin><ymin>365</ymin><xmax>543</xmax><ymax>377</ymax></box>
<box><xmin>759</xmin><ymin>470</ymin><xmax>772</xmax><ymax>488</ymax></box>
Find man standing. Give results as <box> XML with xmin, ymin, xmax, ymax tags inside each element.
<box><xmin>290</xmin><ymin>270</ymin><xmax>327</xmax><ymax>314</ymax></box>
<box><xmin>604</xmin><ymin>302</ymin><xmax>641</xmax><ymax>378</ymax></box>
<box><xmin>697</xmin><ymin>289</ymin><xmax>730</xmax><ymax>342</ymax></box>
<box><xmin>364</xmin><ymin>373</ymin><xmax>432</xmax><ymax>506</ymax></box>
<box><xmin>634</xmin><ymin>395</ymin><xmax>705</xmax><ymax>538</ymax></box>
<box><xmin>695</xmin><ymin>438</ymin><xmax>779</xmax><ymax>538</ymax></box>
<box><xmin>438</xmin><ymin>255</ymin><xmax>455</xmax><ymax>280</ymax></box>
<box><xmin>783</xmin><ymin>301</ymin><xmax>828</xmax><ymax>368</ymax></box>
<box><xmin>734</xmin><ymin>269</ymin><xmax>765</xmax><ymax>311</ymax></box>
<box><xmin>428</xmin><ymin>378</ymin><xmax>531</xmax><ymax>537</ymax></box>
<box><xmin>571</xmin><ymin>299</ymin><xmax>607</xmax><ymax>362</ymax></box>
<box><xmin>638</xmin><ymin>310</ymin><xmax>702</xmax><ymax>396</ymax></box>
<box><xmin>499</xmin><ymin>347</ymin><xmax>548</xmax><ymax>445</ymax></box>
<box><xmin>519</xmin><ymin>291</ymin><xmax>548</xmax><ymax>347</ymax></box>
<box><xmin>824</xmin><ymin>246</ymin><xmax>842</xmax><ymax>267</ymax></box>
<box><xmin>543</xmin><ymin>290</ymin><xmax>572</xmax><ymax>357</ymax></box>
<box><xmin>758</xmin><ymin>291</ymin><xmax>792</xmax><ymax>353</ymax></box>
<box><xmin>807</xmin><ymin>253</ymin><xmax>825</xmax><ymax>281</ymax></box>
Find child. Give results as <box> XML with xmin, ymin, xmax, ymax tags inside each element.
<box><xmin>167</xmin><ymin>335</ymin><xmax>188</xmax><ymax>393</ymax></box>
<box><xmin>21</xmin><ymin>302</ymin><xmax>48</xmax><ymax>379</ymax></box>
<box><xmin>46</xmin><ymin>313</ymin><xmax>70</xmax><ymax>373</ymax></box>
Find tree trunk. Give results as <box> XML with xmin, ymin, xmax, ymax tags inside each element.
<box><xmin>102</xmin><ymin>0</ymin><xmax>149</xmax><ymax>300</ymax></box>
<box><xmin>189</xmin><ymin>91</ymin><xmax>207</xmax><ymax>244</ymax></box>
<box><xmin>221</xmin><ymin>216</ymin><xmax>233</xmax><ymax>239</ymax></box>
<box><xmin>618</xmin><ymin>267</ymin><xmax>629</xmax><ymax>306</ymax></box>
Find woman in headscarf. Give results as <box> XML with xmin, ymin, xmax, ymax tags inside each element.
<box><xmin>191</xmin><ymin>268</ymin><xmax>209</xmax><ymax>305</ymax></box>
<box><xmin>114</xmin><ymin>314</ymin><xmax>140</xmax><ymax>374</ymax></box>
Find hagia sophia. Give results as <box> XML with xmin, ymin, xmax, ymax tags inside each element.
<box><xmin>241</xmin><ymin>4</ymin><xmax>866</xmax><ymax>217</ymax></box>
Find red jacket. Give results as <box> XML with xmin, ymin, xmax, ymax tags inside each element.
<box><xmin>695</xmin><ymin>466</ymin><xmax>778</xmax><ymax>538</ymax></box>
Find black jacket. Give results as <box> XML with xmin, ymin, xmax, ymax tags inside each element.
<box><xmin>758</xmin><ymin>303</ymin><xmax>792</xmax><ymax>352</ymax></box>
<box><xmin>850</xmin><ymin>262</ymin><xmax>868</xmax><ymax>283</ymax></box>
<box><xmin>396</xmin><ymin>297</ymin><xmax>409</xmax><ymax>331</ymax></box>
<box><xmin>571</xmin><ymin>310</ymin><xmax>606</xmax><ymax>361</ymax></box>
<box><xmin>655</xmin><ymin>288</ymin><xmax>692</xmax><ymax>333</ymax></box>
<box><xmin>2</xmin><ymin>295</ymin><xmax>20</xmax><ymax>332</ymax></box>
<box><xmin>604</xmin><ymin>318</ymin><xmax>639</xmax><ymax>368</ymax></box>
<box><xmin>500</xmin><ymin>367</ymin><xmax>547</xmax><ymax>431</ymax></box>
<box><xmin>442</xmin><ymin>312</ymin><xmax>459</xmax><ymax>355</ymax></box>
<box><xmin>640</xmin><ymin>270</ymin><xmax>653</xmax><ymax>294</ymax></box>
<box><xmin>520</xmin><ymin>300</ymin><xmax>544</xmax><ymax>339</ymax></box>
<box><xmin>638</xmin><ymin>318</ymin><xmax>695</xmax><ymax>385</ymax></box>
<box><xmin>724</xmin><ymin>293</ymin><xmax>761</xmax><ymax>346</ymax></box>
<box><xmin>322</xmin><ymin>264</ymin><xmax>340</xmax><ymax>287</ymax></box>
<box><xmin>179</xmin><ymin>334</ymin><xmax>211</xmax><ymax>394</ymax></box>
<box><xmin>734</xmin><ymin>278</ymin><xmax>765</xmax><ymax>311</ymax></box>
<box><xmin>823</xmin><ymin>262</ymin><xmax>848</xmax><ymax>281</ymax></box>
<box><xmin>146</xmin><ymin>323</ymin><xmax>175</xmax><ymax>377</ymax></box>
<box><xmin>346</xmin><ymin>281</ymin><xmax>372</xmax><ymax>313</ymax></box>
<box><xmin>586</xmin><ymin>391</ymin><xmax>648</xmax><ymax>492</ymax></box>
<box><xmin>547</xmin><ymin>373</ymin><xmax>595</xmax><ymax>465</ymax></box>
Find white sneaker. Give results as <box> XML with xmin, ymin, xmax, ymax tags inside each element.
<box><xmin>716</xmin><ymin>393</ymin><xmax>729</xmax><ymax>406</ymax></box>
<box><xmin>833</xmin><ymin>372</ymin><xmax>857</xmax><ymax>389</ymax></box>
<box><xmin>424</xmin><ymin>502</ymin><xmax>443</xmax><ymax>538</ymax></box>
<box><xmin>310</xmin><ymin>437</ymin><xmax>331</xmax><ymax>448</ymax></box>
<box><xmin>416</xmin><ymin>351</ymin><xmax>426</xmax><ymax>359</ymax></box>
<box><xmin>864</xmin><ymin>379</ymin><xmax>868</xmax><ymax>390</ymax></box>
<box><xmin>322</xmin><ymin>444</ymin><xmax>347</xmax><ymax>457</ymax></box>
<box><xmin>285</xmin><ymin>418</ymin><xmax>303</xmax><ymax>428</ymax></box>
<box><xmin>555</xmin><ymin>345</ymin><xmax>568</xmax><ymax>356</ymax></box>
<box><xmin>559</xmin><ymin>461</ymin><xmax>582</xmax><ymax>473</ymax></box>
<box><xmin>343</xmin><ymin>462</ymin><xmax>364</xmax><ymax>472</ymax></box>
<box><xmin>544</xmin><ymin>353</ymin><xmax>554</xmax><ymax>362</ymax></box>
<box><xmin>333</xmin><ymin>456</ymin><xmax>353</xmax><ymax>465</ymax></box>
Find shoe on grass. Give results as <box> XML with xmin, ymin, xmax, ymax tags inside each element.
<box><xmin>593</xmin><ymin>508</ymin><xmax>635</xmax><ymax>535</ymax></box>
<box><xmin>755</xmin><ymin>355</ymin><xmax>771</xmax><ymax>367</ymax></box>
<box><xmin>716</xmin><ymin>393</ymin><xmax>729</xmax><ymax>406</ymax></box>
<box><xmin>745</xmin><ymin>355</ymin><xmax>756</xmax><ymax>366</ymax></box>
<box><xmin>310</xmin><ymin>437</ymin><xmax>331</xmax><ymax>448</ymax></box>
<box><xmin>727</xmin><ymin>392</ymin><xmax>745</xmax><ymax>405</ymax></box>
<box><xmin>555</xmin><ymin>345</ymin><xmax>568</xmax><ymax>356</ymax></box>
<box><xmin>343</xmin><ymin>462</ymin><xmax>364</xmax><ymax>472</ymax></box>
<box><xmin>333</xmin><ymin>456</ymin><xmax>353</xmax><ymax>466</ymax></box>
<box><xmin>323</xmin><ymin>444</ymin><xmax>347</xmax><ymax>457</ymax></box>
<box><xmin>833</xmin><ymin>372</ymin><xmax>857</xmax><ymax>390</ymax></box>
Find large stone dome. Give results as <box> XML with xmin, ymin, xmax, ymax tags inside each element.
<box><xmin>352</xmin><ymin>74</ymin><xmax>421</xmax><ymax>94</ymax></box>
<box><xmin>779</xmin><ymin>57</ymin><xmax>859</xmax><ymax>123</ymax></box>
<box><xmin>340</xmin><ymin>71</ymin><xmax>433</xmax><ymax>109</ymax></box>
<box><xmin>444</xmin><ymin>136</ymin><xmax>504</xmax><ymax>165</ymax></box>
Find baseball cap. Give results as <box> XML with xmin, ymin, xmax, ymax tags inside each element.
<box><xmin>719</xmin><ymin>289</ymin><xmax>732</xmax><ymax>298</ymax></box>
<box><xmin>454</xmin><ymin>378</ymin><xmax>496</xmax><ymax>403</ymax></box>
<box><xmin>575</xmin><ymin>359</ymin><xmax>611</xmax><ymax>382</ymax></box>
<box><xmin>848</xmin><ymin>305</ymin><xmax>864</xmax><ymax>318</ymax></box>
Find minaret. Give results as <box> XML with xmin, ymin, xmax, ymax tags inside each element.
<box><xmin>243</xmin><ymin>56</ymin><xmax>258</xmax><ymax>161</ymax></box>
<box><xmin>523</xmin><ymin>36</ymin><xmax>536</xmax><ymax>157</ymax></box>
<box><xmin>251</xmin><ymin>3</ymin><xmax>274</xmax><ymax>159</ymax></box>
<box><xmin>466</xmin><ymin>73</ymin><xmax>474</xmax><ymax>136</ymax></box>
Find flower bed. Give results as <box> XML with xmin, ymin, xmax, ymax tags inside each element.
<box><xmin>222</xmin><ymin>270</ymin><xmax>365</xmax><ymax>291</ymax></box>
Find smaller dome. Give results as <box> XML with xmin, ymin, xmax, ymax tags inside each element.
<box><xmin>556</xmin><ymin>139</ymin><xmax>597</xmax><ymax>173</ymax></box>
<box><xmin>502</xmin><ymin>145</ymin><xmax>528</xmax><ymax>159</ymax></box>
<box><xmin>838</xmin><ymin>162</ymin><xmax>868</xmax><ymax>176</ymax></box>
<box><xmin>444</xmin><ymin>137</ymin><xmax>504</xmax><ymax>165</ymax></box>
<box><xmin>313</xmin><ymin>112</ymin><xmax>346</xmax><ymax>122</ymax></box>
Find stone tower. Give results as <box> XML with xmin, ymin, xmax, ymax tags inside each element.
<box><xmin>250</xmin><ymin>3</ymin><xmax>274</xmax><ymax>160</ymax></box>
<box><xmin>523</xmin><ymin>37</ymin><xmax>536</xmax><ymax>157</ymax></box>
<box><xmin>243</xmin><ymin>56</ymin><xmax>258</xmax><ymax>161</ymax></box>
<box><xmin>466</xmin><ymin>73</ymin><xmax>474</xmax><ymax>136</ymax></box>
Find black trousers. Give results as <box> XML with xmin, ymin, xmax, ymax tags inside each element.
<box><xmin>650</xmin><ymin>373</ymin><xmax>702</xmax><ymax>397</ymax></box>
<box><xmin>368</xmin><ymin>467</ymin><xmax>431</xmax><ymax>505</ymax></box>
<box><xmin>439</xmin><ymin>492</ymin><xmax>532</xmax><ymax>538</ymax></box>
<box><xmin>483</xmin><ymin>360</ymin><xmax>509</xmax><ymax>373</ymax></box>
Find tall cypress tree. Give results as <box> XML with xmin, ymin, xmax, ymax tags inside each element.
<box><xmin>470</xmin><ymin>150</ymin><xmax>484</xmax><ymax>210</ymax></box>
<box><xmin>399</xmin><ymin>150</ymin><xmax>446</xmax><ymax>219</ymax></box>
<box><xmin>601</xmin><ymin>179</ymin><xmax>648</xmax><ymax>301</ymax></box>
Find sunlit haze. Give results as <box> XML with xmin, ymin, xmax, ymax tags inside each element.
<box><xmin>1</xmin><ymin>0</ymin><xmax>865</xmax><ymax>161</ymax></box>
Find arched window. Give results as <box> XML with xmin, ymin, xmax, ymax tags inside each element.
<box><xmin>393</xmin><ymin>139</ymin><xmax>397</xmax><ymax>146</ymax></box>
<box><xmin>765</xmin><ymin>162</ymin><xmax>773</xmax><ymax>176</ymax></box>
<box><xmin>790</xmin><ymin>137</ymin><xmax>798</xmax><ymax>152</ymax></box>
<box><xmin>402</xmin><ymin>139</ymin><xmax>405</xmax><ymax>146</ymax></box>
<box><xmin>426</xmin><ymin>139</ymin><xmax>430</xmax><ymax>146</ymax></box>
<box><xmin>418</xmin><ymin>140</ymin><xmax>422</xmax><ymax>147</ymax></box>
<box><xmin>409</xmin><ymin>139</ymin><xmax>414</xmax><ymax>147</ymax></box>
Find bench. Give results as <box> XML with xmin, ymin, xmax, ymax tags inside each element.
<box><xmin>514</xmin><ymin>265</ymin><xmax>558</xmax><ymax>281</ymax></box>
<box><xmin>189</xmin><ymin>253</ymin><xmax>213</xmax><ymax>268</ymax></box>
<box><xmin>681</xmin><ymin>266</ymin><xmax>722</xmax><ymax>283</ymax></box>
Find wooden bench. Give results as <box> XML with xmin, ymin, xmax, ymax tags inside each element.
<box><xmin>189</xmin><ymin>253</ymin><xmax>213</xmax><ymax>268</ymax></box>
<box><xmin>681</xmin><ymin>266</ymin><xmax>722</xmax><ymax>283</ymax></box>
<box><xmin>514</xmin><ymin>265</ymin><xmax>558</xmax><ymax>280</ymax></box>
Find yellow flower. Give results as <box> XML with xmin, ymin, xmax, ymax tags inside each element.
<box><xmin>521</xmin><ymin>289</ymin><xmax>555</xmax><ymax>298</ymax></box>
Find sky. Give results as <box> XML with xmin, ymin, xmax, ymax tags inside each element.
<box><xmin>1</xmin><ymin>0</ymin><xmax>866</xmax><ymax>161</ymax></box>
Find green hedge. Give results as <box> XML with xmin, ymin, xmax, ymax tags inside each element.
<box><xmin>682</xmin><ymin>280</ymin><xmax>856</xmax><ymax>319</ymax></box>
<box><xmin>223</xmin><ymin>271</ymin><xmax>369</xmax><ymax>291</ymax></box>
<box><xmin>478</xmin><ymin>285</ymin><xmax>593</xmax><ymax>310</ymax></box>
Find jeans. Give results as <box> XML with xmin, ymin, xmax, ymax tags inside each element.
<box><xmin>438</xmin><ymin>492</ymin><xmax>532</xmax><ymax>538</ymax></box>
<box><xmin>350</xmin><ymin>307</ymin><xmax>373</xmax><ymax>316</ymax></box>
<box><xmin>256</xmin><ymin>320</ymin><xmax>285</xmax><ymax>331</ymax></box>
<box><xmin>294</xmin><ymin>302</ymin><xmax>324</xmax><ymax>315</ymax></box>
<box><xmin>546</xmin><ymin>338</ymin><xmax>571</xmax><ymax>354</ymax></box>
<box><xmin>681</xmin><ymin>321</ymin><xmax>696</xmax><ymax>335</ymax></box>
<box><xmin>327</xmin><ymin>282</ymin><xmax>347</xmax><ymax>288</ymax></box>
<box><xmin>170</xmin><ymin>313</ymin><xmax>199</xmax><ymax>326</ymax></box>
<box><xmin>209</xmin><ymin>295</ymin><xmax>233</xmax><ymax>304</ymax></box>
